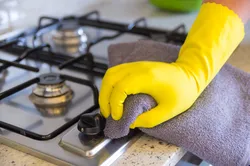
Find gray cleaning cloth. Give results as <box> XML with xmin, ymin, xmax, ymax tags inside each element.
<box><xmin>104</xmin><ymin>40</ymin><xmax>250</xmax><ymax>166</ymax></box>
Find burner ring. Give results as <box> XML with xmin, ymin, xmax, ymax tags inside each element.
<box><xmin>32</xmin><ymin>73</ymin><xmax>72</xmax><ymax>98</ymax></box>
<box><xmin>51</xmin><ymin>25</ymin><xmax>88</xmax><ymax>46</ymax></box>
<box><xmin>39</xmin><ymin>73</ymin><xmax>64</xmax><ymax>85</ymax></box>
<box><xmin>29</xmin><ymin>73</ymin><xmax>74</xmax><ymax>116</ymax></box>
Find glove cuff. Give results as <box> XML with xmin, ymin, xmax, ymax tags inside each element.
<box><xmin>176</xmin><ymin>2</ymin><xmax>245</xmax><ymax>92</ymax></box>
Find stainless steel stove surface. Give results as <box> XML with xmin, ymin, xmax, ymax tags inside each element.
<box><xmin>0</xmin><ymin>11</ymin><xmax>187</xmax><ymax>166</ymax></box>
<box><xmin>0</xmin><ymin>45</ymin><xmax>140</xmax><ymax>166</ymax></box>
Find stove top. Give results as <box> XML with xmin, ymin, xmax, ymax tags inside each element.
<box><xmin>0</xmin><ymin>10</ymin><xmax>187</xmax><ymax>166</ymax></box>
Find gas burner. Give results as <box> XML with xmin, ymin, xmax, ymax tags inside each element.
<box><xmin>51</xmin><ymin>22</ymin><xmax>88</xmax><ymax>54</ymax></box>
<box><xmin>29</xmin><ymin>73</ymin><xmax>73</xmax><ymax>117</ymax></box>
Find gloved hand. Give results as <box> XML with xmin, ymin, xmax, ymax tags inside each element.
<box><xmin>99</xmin><ymin>61</ymin><xmax>198</xmax><ymax>128</ymax></box>
<box><xmin>99</xmin><ymin>2</ymin><xmax>245</xmax><ymax>128</ymax></box>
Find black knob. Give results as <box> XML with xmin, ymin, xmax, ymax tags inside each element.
<box><xmin>77</xmin><ymin>111</ymin><xmax>106</xmax><ymax>136</ymax></box>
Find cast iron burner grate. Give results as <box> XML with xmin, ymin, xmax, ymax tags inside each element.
<box><xmin>0</xmin><ymin>10</ymin><xmax>187</xmax><ymax>76</ymax></box>
<box><xmin>0</xmin><ymin>73</ymin><xmax>99</xmax><ymax>140</ymax></box>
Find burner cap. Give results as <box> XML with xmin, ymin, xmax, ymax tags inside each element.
<box><xmin>39</xmin><ymin>73</ymin><xmax>64</xmax><ymax>85</ymax></box>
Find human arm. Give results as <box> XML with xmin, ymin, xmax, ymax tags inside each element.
<box><xmin>204</xmin><ymin>0</ymin><xmax>250</xmax><ymax>23</ymax></box>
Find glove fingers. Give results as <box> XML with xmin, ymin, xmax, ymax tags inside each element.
<box><xmin>99</xmin><ymin>63</ymin><xmax>141</xmax><ymax>118</ymax></box>
<box><xmin>99</xmin><ymin>64</ymin><xmax>130</xmax><ymax>117</ymax></box>
<box><xmin>129</xmin><ymin>104</ymin><xmax>171</xmax><ymax>128</ymax></box>
<box><xmin>109</xmin><ymin>73</ymin><xmax>152</xmax><ymax>120</ymax></box>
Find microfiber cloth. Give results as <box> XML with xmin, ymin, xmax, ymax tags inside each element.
<box><xmin>104</xmin><ymin>40</ymin><xmax>250</xmax><ymax>166</ymax></box>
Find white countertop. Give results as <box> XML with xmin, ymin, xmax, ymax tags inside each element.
<box><xmin>1</xmin><ymin>0</ymin><xmax>250</xmax><ymax>165</ymax></box>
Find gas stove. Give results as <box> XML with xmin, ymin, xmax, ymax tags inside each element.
<box><xmin>0</xmin><ymin>11</ymin><xmax>187</xmax><ymax>166</ymax></box>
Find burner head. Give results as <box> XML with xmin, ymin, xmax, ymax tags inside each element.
<box><xmin>33</xmin><ymin>73</ymin><xmax>71</xmax><ymax>98</ymax></box>
<box><xmin>29</xmin><ymin>73</ymin><xmax>73</xmax><ymax>117</ymax></box>
<box><xmin>51</xmin><ymin>21</ymin><xmax>88</xmax><ymax>54</ymax></box>
<box><xmin>52</xmin><ymin>26</ymin><xmax>88</xmax><ymax>45</ymax></box>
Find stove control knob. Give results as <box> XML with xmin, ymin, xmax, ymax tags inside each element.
<box><xmin>77</xmin><ymin>111</ymin><xmax>106</xmax><ymax>136</ymax></box>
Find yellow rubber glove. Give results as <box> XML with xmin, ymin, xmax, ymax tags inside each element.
<box><xmin>99</xmin><ymin>2</ymin><xmax>245</xmax><ymax>128</ymax></box>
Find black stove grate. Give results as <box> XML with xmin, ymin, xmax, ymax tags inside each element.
<box><xmin>0</xmin><ymin>73</ymin><xmax>99</xmax><ymax>140</ymax></box>
<box><xmin>0</xmin><ymin>58</ymin><xmax>39</xmax><ymax>72</ymax></box>
<box><xmin>0</xmin><ymin>44</ymin><xmax>51</xmax><ymax>72</ymax></box>
<box><xmin>0</xmin><ymin>10</ymin><xmax>187</xmax><ymax>75</ymax></box>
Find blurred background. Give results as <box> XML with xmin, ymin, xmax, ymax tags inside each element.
<box><xmin>0</xmin><ymin>0</ymin><xmax>25</xmax><ymax>35</ymax></box>
<box><xmin>0</xmin><ymin>0</ymin><xmax>203</xmax><ymax>35</ymax></box>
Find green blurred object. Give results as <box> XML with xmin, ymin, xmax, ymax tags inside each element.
<box><xmin>149</xmin><ymin>0</ymin><xmax>203</xmax><ymax>12</ymax></box>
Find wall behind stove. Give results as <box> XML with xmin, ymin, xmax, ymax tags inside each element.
<box><xmin>11</xmin><ymin>0</ymin><xmax>198</xmax><ymax>31</ymax></box>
